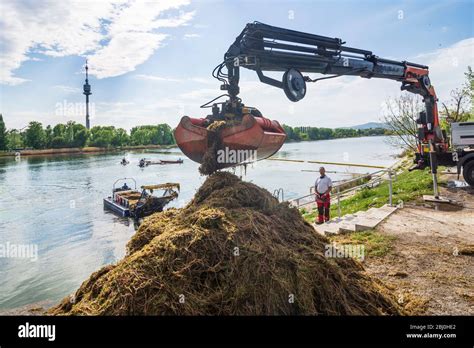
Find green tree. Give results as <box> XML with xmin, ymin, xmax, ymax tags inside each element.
<box><xmin>89</xmin><ymin>126</ymin><xmax>115</xmax><ymax>147</ymax></box>
<box><xmin>307</xmin><ymin>127</ymin><xmax>320</xmax><ymax>140</ymax></box>
<box><xmin>69</xmin><ymin>122</ymin><xmax>88</xmax><ymax>147</ymax></box>
<box><xmin>282</xmin><ymin>125</ymin><xmax>296</xmax><ymax>141</ymax></box>
<box><xmin>48</xmin><ymin>122</ymin><xmax>89</xmax><ymax>148</ymax></box>
<box><xmin>6</xmin><ymin>129</ymin><xmax>24</xmax><ymax>149</ymax></box>
<box><xmin>334</xmin><ymin>128</ymin><xmax>357</xmax><ymax>138</ymax></box>
<box><xmin>111</xmin><ymin>128</ymin><xmax>129</xmax><ymax>147</ymax></box>
<box><xmin>465</xmin><ymin>66</ymin><xmax>473</xmax><ymax>116</ymax></box>
<box><xmin>318</xmin><ymin>128</ymin><xmax>333</xmax><ymax>140</ymax></box>
<box><xmin>129</xmin><ymin>124</ymin><xmax>175</xmax><ymax>146</ymax></box>
<box><xmin>0</xmin><ymin>114</ymin><xmax>6</xmax><ymax>150</ymax></box>
<box><xmin>382</xmin><ymin>94</ymin><xmax>421</xmax><ymax>151</ymax></box>
<box><xmin>130</xmin><ymin>127</ymin><xmax>151</xmax><ymax>145</ymax></box>
<box><xmin>24</xmin><ymin>121</ymin><xmax>46</xmax><ymax>149</ymax></box>
<box><xmin>293</xmin><ymin>127</ymin><xmax>303</xmax><ymax>141</ymax></box>
<box><xmin>156</xmin><ymin>124</ymin><xmax>174</xmax><ymax>145</ymax></box>
<box><xmin>45</xmin><ymin>125</ymin><xmax>53</xmax><ymax>148</ymax></box>
<box><xmin>53</xmin><ymin>124</ymin><xmax>66</xmax><ymax>138</ymax></box>
<box><xmin>64</xmin><ymin>121</ymin><xmax>75</xmax><ymax>145</ymax></box>
<box><xmin>51</xmin><ymin>136</ymin><xmax>66</xmax><ymax>148</ymax></box>
<box><xmin>72</xmin><ymin>127</ymin><xmax>88</xmax><ymax>147</ymax></box>
<box><xmin>441</xmin><ymin>66</ymin><xmax>473</xmax><ymax>125</ymax></box>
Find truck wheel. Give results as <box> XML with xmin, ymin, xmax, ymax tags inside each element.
<box><xmin>463</xmin><ymin>160</ymin><xmax>474</xmax><ymax>187</ymax></box>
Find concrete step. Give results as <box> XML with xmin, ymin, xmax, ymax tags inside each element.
<box><xmin>312</xmin><ymin>204</ymin><xmax>398</xmax><ymax>236</ymax></box>
<box><xmin>354</xmin><ymin>215</ymin><xmax>384</xmax><ymax>231</ymax></box>
<box><xmin>364</xmin><ymin>204</ymin><xmax>397</xmax><ymax>220</ymax></box>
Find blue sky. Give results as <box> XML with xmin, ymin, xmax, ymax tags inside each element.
<box><xmin>0</xmin><ymin>0</ymin><xmax>473</xmax><ymax>130</ymax></box>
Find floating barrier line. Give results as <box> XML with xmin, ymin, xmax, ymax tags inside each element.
<box><xmin>267</xmin><ymin>157</ymin><xmax>387</xmax><ymax>169</ymax></box>
<box><xmin>267</xmin><ymin>158</ymin><xmax>305</xmax><ymax>163</ymax></box>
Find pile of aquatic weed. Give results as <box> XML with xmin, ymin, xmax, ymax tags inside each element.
<box><xmin>198</xmin><ymin>120</ymin><xmax>227</xmax><ymax>175</ymax></box>
<box><xmin>50</xmin><ymin>172</ymin><xmax>403</xmax><ymax>315</ymax></box>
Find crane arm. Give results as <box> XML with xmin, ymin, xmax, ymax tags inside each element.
<box><xmin>221</xmin><ymin>22</ymin><xmax>447</xmax><ymax>162</ymax></box>
<box><xmin>174</xmin><ymin>21</ymin><xmax>453</xmax><ymax>196</ymax></box>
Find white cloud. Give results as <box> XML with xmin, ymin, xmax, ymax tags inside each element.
<box><xmin>134</xmin><ymin>74</ymin><xmax>216</xmax><ymax>84</ymax></box>
<box><xmin>413</xmin><ymin>38</ymin><xmax>474</xmax><ymax>97</ymax></box>
<box><xmin>0</xmin><ymin>0</ymin><xmax>193</xmax><ymax>84</ymax></box>
<box><xmin>88</xmin><ymin>31</ymin><xmax>168</xmax><ymax>78</ymax></box>
<box><xmin>53</xmin><ymin>85</ymin><xmax>82</xmax><ymax>94</ymax></box>
<box><xmin>134</xmin><ymin>74</ymin><xmax>181</xmax><ymax>82</ymax></box>
<box><xmin>183</xmin><ymin>33</ymin><xmax>201</xmax><ymax>39</ymax></box>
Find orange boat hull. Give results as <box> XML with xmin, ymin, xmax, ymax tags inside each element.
<box><xmin>174</xmin><ymin>114</ymin><xmax>286</xmax><ymax>169</ymax></box>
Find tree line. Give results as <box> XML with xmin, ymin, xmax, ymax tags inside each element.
<box><xmin>0</xmin><ymin>117</ymin><xmax>175</xmax><ymax>150</ymax></box>
<box><xmin>281</xmin><ymin>125</ymin><xmax>389</xmax><ymax>142</ymax></box>
<box><xmin>0</xmin><ymin>116</ymin><xmax>390</xmax><ymax>151</ymax></box>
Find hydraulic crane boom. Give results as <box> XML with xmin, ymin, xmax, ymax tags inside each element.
<box><xmin>223</xmin><ymin>22</ymin><xmax>445</xmax><ymax>148</ymax></box>
<box><xmin>222</xmin><ymin>22</ymin><xmax>450</xmax><ymax>194</ymax></box>
<box><xmin>174</xmin><ymin>22</ymin><xmax>457</xmax><ymax>194</ymax></box>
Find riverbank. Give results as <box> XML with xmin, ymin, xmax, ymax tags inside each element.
<box><xmin>301</xmin><ymin>158</ymin><xmax>435</xmax><ymax>222</ymax></box>
<box><xmin>301</xmin><ymin>161</ymin><xmax>473</xmax><ymax>315</ymax></box>
<box><xmin>0</xmin><ymin>144</ymin><xmax>177</xmax><ymax>157</ymax></box>
<box><xmin>328</xmin><ymin>175</ymin><xmax>474</xmax><ymax>315</ymax></box>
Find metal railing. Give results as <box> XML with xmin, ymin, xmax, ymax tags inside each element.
<box><xmin>273</xmin><ymin>188</ymin><xmax>285</xmax><ymax>202</ymax></box>
<box><xmin>289</xmin><ymin>168</ymin><xmax>398</xmax><ymax>218</ymax></box>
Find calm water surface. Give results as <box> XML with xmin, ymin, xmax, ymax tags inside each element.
<box><xmin>0</xmin><ymin>136</ymin><xmax>400</xmax><ymax>309</ymax></box>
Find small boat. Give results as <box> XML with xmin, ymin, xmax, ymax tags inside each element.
<box><xmin>138</xmin><ymin>158</ymin><xmax>184</xmax><ymax>167</ymax></box>
<box><xmin>159</xmin><ymin>158</ymin><xmax>183</xmax><ymax>165</ymax></box>
<box><xmin>138</xmin><ymin>158</ymin><xmax>148</xmax><ymax>168</ymax></box>
<box><xmin>104</xmin><ymin>178</ymin><xmax>180</xmax><ymax>218</ymax></box>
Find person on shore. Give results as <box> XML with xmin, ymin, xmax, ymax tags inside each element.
<box><xmin>315</xmin><ymin>167</ymin><xmax>332</xmax><ymax>224</ymax></box>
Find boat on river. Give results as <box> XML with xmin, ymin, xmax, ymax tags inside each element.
<box><xmin>138</xmin><ymin>158</ymin><xmax>183</xmax><ymax>167</ymax></box>
<box><xmin>158</xmin><ymin>158</ymin><xmax>183</xmax><ymax>165</ymax></box>
<box><xmin>103</xmin><ymin>178</ymin><xmax>180</xmax><ymax>218</ymax></box>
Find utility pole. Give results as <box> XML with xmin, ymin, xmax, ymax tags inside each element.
<box><xmin>83</xmin><ymin>60</ymin><xmax>91</xmax><ymax>130</ymax></box>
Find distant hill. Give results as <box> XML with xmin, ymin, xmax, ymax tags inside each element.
<box><xmin>349</xmin><ymin>122</ymin><xmax>388</xmax><ymax>130</ymax></box>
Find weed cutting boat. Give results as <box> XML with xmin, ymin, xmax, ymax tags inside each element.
<box><xmin>138</xmin><ymin>158</ymin><xmax>184</xmax><ymax>167</ymax></box>
<box><xmin>103</xmin><ymin>178</ymin><xmax>180</xmax><ymax>218</ymax></box>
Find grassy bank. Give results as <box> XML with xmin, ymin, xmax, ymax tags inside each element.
<box><xmin>302</xmin><ymin>166</ymin><xmax>442</xmax><ymax>223</ymax></box>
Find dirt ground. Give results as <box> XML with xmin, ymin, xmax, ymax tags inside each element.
<box><xmin>363</xmin><ymin>178</ymin><xmax>474</xmax><ymax>315</ymax></box>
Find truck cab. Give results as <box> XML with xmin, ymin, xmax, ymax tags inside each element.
<box><xmin>452</xmin><ymin>122</ymin><xmax>474</xmax><ymax>186</ymax></box>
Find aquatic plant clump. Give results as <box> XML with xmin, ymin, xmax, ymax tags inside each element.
<box><xmin>50</xmin><ymin>172</ymin><xmax>402</xmax><ymax>315</ymax></box>
<box><xmin>198</xmin><ymin>120</ymin><xmax>229</xmax><ymax>176</ymax></box>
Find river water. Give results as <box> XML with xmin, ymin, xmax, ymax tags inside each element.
<box><xmin>0</xmin><ymin>136</ymin><xmax>400</xmax><ymax>310</ymax></box>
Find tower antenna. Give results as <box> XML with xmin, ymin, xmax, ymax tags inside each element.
<box><xmin>83</xmin><ymin>59</ymin><xmax>92</xmax><ymax>129</ymax></box>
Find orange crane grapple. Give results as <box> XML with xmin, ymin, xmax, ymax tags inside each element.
<box><xmin>175</xmin><ymin>22</ymin><xmax>474</xmax><ymax>192</ymax></box>
<box><xmin>175</xmin><ymin>112</ymin><xmax>286</xmax><ymax>168</ymax></box>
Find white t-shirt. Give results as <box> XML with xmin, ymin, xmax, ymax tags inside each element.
<box><xmin>315</xmin><ymin>175</ymin><xmax>332</xmax><ymax>194</ymax></box>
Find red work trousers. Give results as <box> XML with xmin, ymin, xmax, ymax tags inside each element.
<box><xmin>316</xmin><ymin>193</ymin><xmax>330</xmax><ymax>223</ymax></box>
